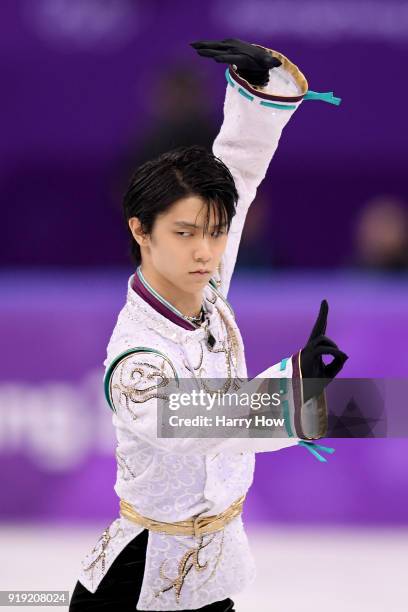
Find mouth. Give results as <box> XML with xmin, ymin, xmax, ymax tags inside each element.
<box><xmin>189</xmin><ymin>270</ymin><xmax>211</xmax><ymax>276</ymax></box>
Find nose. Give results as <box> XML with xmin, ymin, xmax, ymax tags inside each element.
<box><xmin>193</xmin><ymin>236</ymin><xmax>212</xmax><ymax>264</ymax></box>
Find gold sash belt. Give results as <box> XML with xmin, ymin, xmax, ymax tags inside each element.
<box><xmin>120</xmin><ymin>495</ymin><xmax>245</xmax><ymax>538</ymax></box>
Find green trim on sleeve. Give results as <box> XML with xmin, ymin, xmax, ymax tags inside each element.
<box><xmin>282</xmin><ymin>399</ymin><xmax>295</xmax><ymax>437</ymax></box>
<box><xmin>304</xmin><ymin>90</ymin><xmax>342</xmax><ymax>105</ymax></box>
<box><xmin>279</xmin><ymin>358</ymin><xmax>289</xmax><ymax>371</ymax></box>
<box><xmin>225</xmin><ymin>68</ymin><xmax>235</xmax><ymax>88</ymax></box>
<box><xmin>225</xmin><ymin>66</ymin><xmax>342</xmax><ymax>109</ymax></box>
<box><xmin>104</xmin><ymin>347</ymin><xmax>179</xmax><ymax>412</ymax></box>
<box><xmin>225</xmin><ymin>67</ymin><xmax>298</xmax><ymax>110</ymax></box>
<box><xmin>279</xmin><ymin>378</ymin><xmax>288</xmax><ymax>394</ymax></box>
<box><xmin>238</xmin><ymin>87</ymin><xmax>254</xmax><ymax>101</ymax></box>
<box><xmin>260</xmin><ymin>100</ymin><xmax>297</xmax><ymax>110</ymax></box>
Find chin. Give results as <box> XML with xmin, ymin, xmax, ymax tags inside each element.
<box><xmin>188</xmin><ymin>274</ymin><xmax>210</xmax><ymax>284</ymax></box>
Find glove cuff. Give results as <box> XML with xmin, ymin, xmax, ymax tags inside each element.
<box><xmin>229</xmin><ymin>45</ymin><xmax>308</xmax><ymax>104</ymax></box>
<box><xmin>292</xmin><ymin>350</ymin><xmax>329</xmax><ymax>440</ymax></box>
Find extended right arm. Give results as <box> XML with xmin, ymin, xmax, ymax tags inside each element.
<box><xmin>106</xmin><ymin>348</ymin><xmax>327</xmax><ymax>455</ymax></box>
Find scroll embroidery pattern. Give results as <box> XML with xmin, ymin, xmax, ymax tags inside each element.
<box><xmin>195</xmin><ymin>530</ymin><xmax>225</xmax><ymax>591</ymax></box>
<box><xmin>113</xmin><ymin>358</ymin><xmax>172</xmax><ymax>420</ymax></box>
<box><xmin>82</xmin><ymin>523</ymin><xmax>123</xmax><ymax>586</ymax></box>
<box><xmin>185</xmin><ymin>304</ymin><xmax>244</xmax><ymax>395</ymax></box>
<box><xmin>116</xmin><ymin>448</ymin><xmax>136</xmax><ymax>480</ymax></box>
<box><xmin>154</xmin><ymin>533</ymin><xmax>221</xmax><ymax>603</ymax></box>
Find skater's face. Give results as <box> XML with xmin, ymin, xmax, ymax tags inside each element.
<box><xmin>129</xmin><ymin>195</ymin><xmax>229</xmax><ymax>293</ymax></box>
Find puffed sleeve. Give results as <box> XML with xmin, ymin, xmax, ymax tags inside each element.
<box><xmin>212</xmin><ymin>47</ymin><xmax>307</xmax><ymax>297</ymax></box>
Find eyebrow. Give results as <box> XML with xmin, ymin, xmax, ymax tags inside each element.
<box><xmin>173</xmin><ymin>221</ymin><xmax>227</xmax><ymax>229</ymax></box>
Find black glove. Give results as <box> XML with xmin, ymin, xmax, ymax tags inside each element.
<box><xmin>300</xmin><ymin>300</ymin><xmax>348</xmax><ymax>403</ymax></box>
<box><xmin>190</xmin><ymin>38</ymin><xmax>281</xmax><ymax>87</ymax></box>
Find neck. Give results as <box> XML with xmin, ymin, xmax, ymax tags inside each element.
<box><xmin>138</xmin><ymin>264</ymin><xmax>203</xmax><ymax>319</ymax></box>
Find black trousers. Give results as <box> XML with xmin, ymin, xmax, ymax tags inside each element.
<box><xmin>69</xmin><ymin>529</ymin><xmax>235</xmax><ymax>611</ymax></box>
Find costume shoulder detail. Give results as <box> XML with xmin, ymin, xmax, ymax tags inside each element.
<box><xmin>104</xmin><ymin>347</ymin><xmax>179</xmax><ymax>412</ymax></box>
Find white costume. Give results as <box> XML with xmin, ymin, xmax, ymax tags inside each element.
<box><xmin>77</xmin><ymin>47</ymin><xmax>335</xmax><ymax>610</ymax></box>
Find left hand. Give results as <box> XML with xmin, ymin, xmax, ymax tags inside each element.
<box><xmin>300</xmin><ymin>300</ymin><xmax>348</xmax><ymax>403</ymax></box>
<box><xmin>190</xmin><ymin>38</ymin><xmax>281</xmax><ymax>87</ymax></box>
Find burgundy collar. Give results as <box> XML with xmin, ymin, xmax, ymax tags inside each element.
<box><xmin>132</xmin><ymin>272</ymin><xmax>196</xmax><ymax>331</ymax></box>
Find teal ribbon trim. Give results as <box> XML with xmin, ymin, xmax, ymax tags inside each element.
<box><xmin>225</xmin><ymin>69</ymin><xmax>341</xmax><ymax>108</ymax></box>
<box><xmin>238</xmin><ymin>87</ymin><xmax>254</xmax><ymax>101</ymax></box>
<box><xmin>298</xmin><ymin>440</ymin><xmax>336</xmax><ymax>462</ymax></box>
<box><xmin>225</xmin><ymin>68</ymin><xmax>235</xmax><ymax>87</ymax></box>
<box><xmin>260</xmin><ymin>100</ymin><xmax>296</xmax><ymax>110</ymax></box>
<box><xmin>280</xmin><ymin>358</ymin><xmax>288</xmax><ymax>371</ymax></box>
<box><xmin>225</xmin><ymin>69</ymin><xmax>296</xmax><ymax>109</ymax></box>
<box><xmin>282</xmin><ymin>399</ymin><xmax>294</xmax><ymax>437</ymax></box>
<box><xmin>304</xmin><ymin>90</ymin><xmax>342</xmax><ymax>106</ymax></box>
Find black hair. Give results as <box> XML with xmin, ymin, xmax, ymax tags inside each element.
<box><xmin>122</xmin><ymin>145</ymin><xmax>238</xmax><ymax>265</ymax></box>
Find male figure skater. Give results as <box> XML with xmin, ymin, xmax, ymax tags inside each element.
<box><xmin>70</xmin><ymin>39</ymin><xmax>347</xmax><ymax>611</ymax></box>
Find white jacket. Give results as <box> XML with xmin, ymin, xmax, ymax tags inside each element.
<box><xmin>78</xmin><ymin>48</ymin><xmax>330</xmax><ymax>610</ymax></box>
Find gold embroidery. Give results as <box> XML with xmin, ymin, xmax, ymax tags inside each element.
<box><xmin>113</xmin><ymin>360</ymin><xmax>171</xmax><ymax>419</ymax></box>
<box><xmin>154</xmin><ymin>534</ymin><xmax>215</xmax><ymax>603</ymax></box>
<box><xmin>215</xmin><ymin>305</ymin><xmax>240</xmax><ymax>373</ymax></box>
<box><xmin>184</xmin><ymin>342</ymin><xmax>204</xmax><ymax>373</ymax></box>
<box><xmin>108</xmin><ymin>349</ymin><xmax>179</xmax><ymax>414</ymax></box>
<box><xmin>196</xmin><ymin>530</ymin><xmax>225</xmax><ymax>590</ymax></box>
<box><xmin>206</xmin><ymin>292</ymin><xmax>218</xmax><ymax>305</ymax></box>
<box><xmin>116</xmin><ymin>448</ymin><xmax>136</xmax><ymax>480</ymax></box>
<box><xmin>120</xmin><ymin>498</ymin><xmax>242</xmax><ymax>602</ymax></box>
<box><xmin>200</xmin><ymin>304</ymin><xmax>243</xmax><ymax>395</ymax></box>
<box><xmin>208</xmin><ymin>282</ymin><xmax>235</xmax><ymax>319</ymax></box>
<box><xmin>183</xmin><ymin>299</ymin><xmax>244</xmax><ymax>397</ymax></box>
<box><xmin>82</xmin><ymin>523</ymin><xmax>123</xmax><ymax>584</ymax></box>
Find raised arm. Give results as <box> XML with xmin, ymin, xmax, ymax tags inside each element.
<box><xmin>192</xmin><ymin>39</ymin><xmax>308</xmax><ymax>296</ymax></box>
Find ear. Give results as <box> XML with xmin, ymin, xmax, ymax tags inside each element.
<box><xmin>128</xmin><ymin>217</ymin><xmax>150</xmax><ymax>247</ymax></box>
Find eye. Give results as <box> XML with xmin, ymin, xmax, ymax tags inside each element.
<box><xmin>211</xmin><ymin>230</ymin><xmax>226</xmax><ymax>238</ymax></box>
<box><xmin>176</xmin><ymin>231</ymin><xmax>192</xmax><ymax>238</ymax></box>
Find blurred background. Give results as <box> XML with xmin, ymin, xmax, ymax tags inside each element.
<box><xmin>1</xmin><ymin>0</ymin><xmax>407</xmax><ymax>610</ymax></box>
